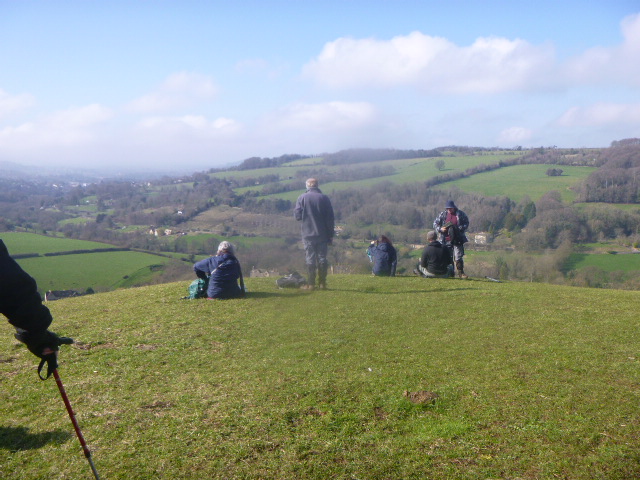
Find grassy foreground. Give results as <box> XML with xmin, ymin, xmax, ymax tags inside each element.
<box><xmin>1</xmin><ymin>275</ymin><xmax>640</xmax><ymax>479</ymax></box>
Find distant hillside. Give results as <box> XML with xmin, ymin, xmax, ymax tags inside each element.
<box><xmin>1</xmin><ymin>142</ymin><xmax>639</xmax><ymax>291</ymax></box>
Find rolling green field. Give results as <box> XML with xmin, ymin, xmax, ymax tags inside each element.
<box><xmin>230</xmin><ymin>153</ymin><xmax>522</xmax><ymax>201</ymax></box>
<box><xmin>1</xmin><ymin>232</ymin><xmax>116</xmax><ymax>255</ymax></box>
<box><xmin>1</xmin><ymin>233</ymin><xmax>185</xmax><ymax>293</ymax></box>
<box><xmin>435</xmin><ymin>164</ymin><xmax>596</xmax><ymax>202</ymax></box>
<box><xmin>174</xmin><ymin>233</ymin><xmax>286</xmax><ymax>253</ymax></box>
<box><xmin>566</xmin><ymin>252</ymin><xmax>640</xmax><ymax>272</ymax></box>
<box><xmin>574</xmin><ymin>202</ymin><xmax>640</xmax><ymax>213</ymax></box>
<box><xmin>1</xmin><ymin>276</ymin><xmax>639</xmax><ymax>479</ymax></box>
<box><xmin>16</xmin><ymin>251</ymin><xmax>175</xmax><ymax>293</ymax></box>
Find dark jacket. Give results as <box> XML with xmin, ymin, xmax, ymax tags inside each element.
<box><xmin>433</xmin><ymin>208</ymin><xmax>469</xmax><ymax>245</ymax></box>
<box><xmin>0</xmin><ymin>239</ymin><xmax>53</xmax><ymax>334</ymax></box>
<box><xmin>420</xmin><ymin>240</ymin><xmax>453</xmax><ymax>275</ymax></box>
<box><xmin>367</xmin><ymin>242</ymin><xmax>397</xmax><ymax>276</ymax></box>
<box><xmin>294</xmin><ymin>187</ymin><xmax>335</xmax><ymax>242</ymax></box>
<box><xmin>193</xmin><ymin>253</ymin><xmax>243</xmax><ymax>299</ymax></box>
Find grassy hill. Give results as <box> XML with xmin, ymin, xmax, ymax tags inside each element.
<box><xmin>2</xmin><ymin>232</ymin><xmax>194</xmax><ymax>293</ymax></box>
<box><xmin>435</xmin><ymin>164</ymin><xmax>596</xmax><ymax>202</ymax></box>
<box><xmin>2</xmin><ymin>275</ymin><xmax>639</xmax><ymax>479</ymax></box>
<box><xmin>229</xmin><ymin>152</ymin><xmax>522</xmax><ymax>201</ymax></box>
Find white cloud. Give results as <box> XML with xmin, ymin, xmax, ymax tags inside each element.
<box><xmin>127</xmin><ymin>72</ymin><xmax>218</xmax><ymax>113</ymax></box>
<box><xmin>497</xmin><ymin>126</ymin><xmax>534</xmax><ymax>144</ymax></box>
<box><xmin>254</xmin><ymin>101</ymin><xmax>393</xmax><ymax>155</ymax></box>
<box><xmin>563</xmin><ymin>13</ymin><xmax>640</xmax><ymax>87</ymax></box>
<box><xmin>0</xmin><ymin>104</ymin><xmax>112</xmax><ymax>149</ymax></box>
<box><xmin>556</xmin><ymin>102</ymin><xmax>640</xmax><ymax>127</ymax></box>
<box><xmin>136</xmin><ymin>114</ymin><xmax>241</xmax><ymax>136</ymax></box>
<box><xmin>267</xmin><ymin>101</ymin><xmax>377</xmax><ymax>131</ymax></box>
<box><xmin>0</xmin><ymin>88</ymin><xmax>36</xmax><ymax>119</ymax></box>
<box><xmin>302</xmin><ymin>32</ymin><xmax>556</xmax><ymax>94</ymax></box>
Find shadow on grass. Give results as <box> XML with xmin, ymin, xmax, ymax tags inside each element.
<box><xmin>245</xmin><ymin>291</ymin><xmax>286</xmax><ymax>299</ymax></box>
<box><xmin>0</xmin><ymin>426</ymin><xmax>71</xmax><ymax>451</ymax></box>
<box><xmin>338</xmin><ymin>287</ymin><xmax>476</xmax><ymax>294</ymax></box>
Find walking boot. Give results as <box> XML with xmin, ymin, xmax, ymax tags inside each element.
<box><xmin>302</xmin><ymin>265</ymin><xmax>316</xmax><ymax>290</ymax></box>
<box><xmin>455</xmin><ymin>260</ymin><xmax>468</xmax><ymax>279</ymax></box>
<box><xmin>318</xmin><ymin>263</ymin><xmax>328</xmax><ymax>290</ymax></box>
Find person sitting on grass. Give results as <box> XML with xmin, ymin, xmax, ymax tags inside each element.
<box><xmin>366</xmin><ymin>235</ymin><xmax>398</xmax><ymax>277</ymax></box>
<box><xmin>193</xmin><ymin>241</ymin><xmax>245</xmax><ymax>299</ymax></box>
<box><xmin>416</xmin><ymin>230</ymin><xmax>454</xmax><ymax>278</ymax></box>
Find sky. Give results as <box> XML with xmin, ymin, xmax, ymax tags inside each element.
<box><xmin>1</xmin><ymin>1</ymin><xmax>640</xmax><ymax>174</ymax></box>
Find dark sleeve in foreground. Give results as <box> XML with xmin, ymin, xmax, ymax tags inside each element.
<box><xmin>0</xmin><ymin>240</ymin><xmax>53</xmax><ymax>333</ymax></box>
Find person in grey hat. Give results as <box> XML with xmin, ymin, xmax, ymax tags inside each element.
<box><xmin>433</xmin><ymin>200</ymin><xmax>470</xmax><ymax>278</ymax></box>
<box><xmin>294</xmin><ymin>178</ymin><xmax>335</xmax><ymax>290</ymax></box>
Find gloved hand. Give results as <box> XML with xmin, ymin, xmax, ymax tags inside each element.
<box><xmin>14</xmin><ymin>329</ymin><xmax>74</xmax><ymax>379</ymax></box>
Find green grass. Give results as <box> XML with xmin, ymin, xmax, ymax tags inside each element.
<box><xmin>174</xmin><ymin>233</ymin><xmax>286</xmax><ymax>252</ymax></box>
<box><xmin>230</xmin><ymin>153</ymin><xmax>521</xmax><ymax>201</ymax></box>
<box><xmin>436</xmin><ymin>164</ymin><xmax>596</xmax><ymax>202</ymax></box>
<box><xmin>1</xmin><ymin>232</ymin><xmax>115</xmax><ymax>255</ymax></box>
<box><xmin>1</xmin><ymin>233</ymin><xmax>184</xmax><ymax>292</ymax></box>
<box><xmin>566</xmin><ymin>252</ymin><xmax>640</xmax><ymax>272</ymax></box>
<box><xmin>2</xmin><ymin>275</ymin><xmax>640</xmax><ymax>479</ymax></box>
<box><xmin>574</xmin><ymin>202</ymin><xmax>640</xmax><ymax>213</ymax></box>
<box><xmin>16</xmin><ymin>251</ymin><xmax>175</xmax><ymax>293</ymax></box>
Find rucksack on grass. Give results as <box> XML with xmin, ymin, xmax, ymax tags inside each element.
<box><xmin>276</xmin><ymin>272</ymin><xmax>307</xmax><ymax>288</ymax></box>
<box><xmin>187</xmin><ymin>277</ymin><xmax>209</xmax><ymax>299</ymax></box>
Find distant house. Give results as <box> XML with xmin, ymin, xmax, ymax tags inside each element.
<box><xmin>45</xmin><ymin>290</ymin><xmax>82</xmax><ymax>301</ymax></box>
<box><xmin>473</xmin><ymin>233</ymin><xmax>491</xmax><ymax>245</ymax></box>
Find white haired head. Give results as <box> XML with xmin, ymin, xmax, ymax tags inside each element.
<box><xmin>217</xmin><ymin>241</ymin><xmax>235</xmax><ymax>256</ymax></box>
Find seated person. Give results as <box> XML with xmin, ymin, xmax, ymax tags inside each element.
<box><xmin>193</xmin><ymin>241</ymin><xmax>244</xmax><ymax>299</ymax></box>
<box><xmin>367</xmin><ymin>235</ymin><xmax>397</xmax><ymax>277</ymax></box>
<box><xmin>417</xmin><ymin>231</ymin><xmax>454</xmax><ymax>278</ymax></box>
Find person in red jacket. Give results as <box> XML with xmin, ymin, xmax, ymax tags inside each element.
<box><xmin>0</xmin><ymin>239</ymin><xmax>68</xmax><ymax>372</ymax></box>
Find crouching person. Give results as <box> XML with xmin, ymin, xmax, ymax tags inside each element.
<box><xmin>193</xmin><ymin>241</ymin><xmax>245</xmax><ymax>299</ymax></box>
<box><xmin>367</xmin><ymin>235</ymin><xmax>397</xmax><ymax>277</ymax></box>
<box><xmin>416</xmin><ymin>231</ymin><xmax>454</xmax><ymax>278</ymax></box>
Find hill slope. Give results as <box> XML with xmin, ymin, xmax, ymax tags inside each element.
<box><xmin>1</xmin><ymin>276</ymin><xmax>640</xmax><ymax>479</ymax></box>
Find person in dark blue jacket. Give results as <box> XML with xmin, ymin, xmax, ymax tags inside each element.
<box><xmin>1</xmin><ymin>239</ymin><xmax>68</xmax><ymax>372</ymax></box>
<box><xmin>193</xmin><ymin>241</ymin><xmax>244</xmax><ymax>299</ymax></box>
<box><xmin>366</xmin><ymin>235</ymin><xmax>398</xmax><ymax>276</ymax></box>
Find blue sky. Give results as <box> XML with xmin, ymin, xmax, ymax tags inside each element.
<box><xmin>1</xmin><ymin>1</ymin><xmax>640</xmax><ymax>174</ymax></box>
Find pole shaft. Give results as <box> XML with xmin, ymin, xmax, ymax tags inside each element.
<box><xmin>53</xmin><ymin>369</ymin><xmax>101</xmax><ymax>480</ymax></box>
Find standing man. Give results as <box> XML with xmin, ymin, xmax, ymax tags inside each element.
<box><xmin>294</xmin><ymin>178</ymin><xmax>335</xmax><ymax>290</ymax></box>
<box><xmin>433</xmin><ymin>200</ymin><xmax>470</xmax><ymax>279</ymax></box>
<box><xmin>1</xmin><ymin>239</ymin><xmax>69</xmax><ymax>375</ymax></box>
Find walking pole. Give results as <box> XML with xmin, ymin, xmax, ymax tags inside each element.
<box><xmin>52</xmin><ymin>368</ymin><xmax>101</xmax><ymax>480</ymax></box>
